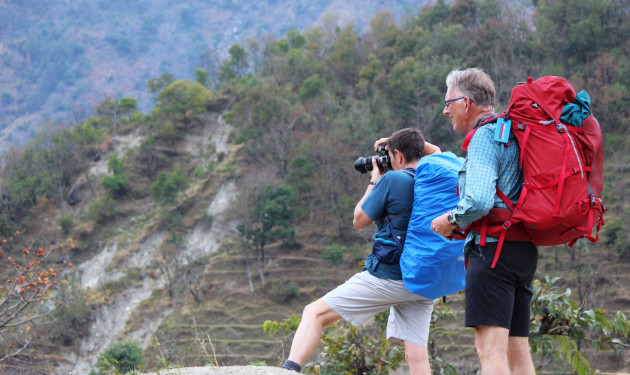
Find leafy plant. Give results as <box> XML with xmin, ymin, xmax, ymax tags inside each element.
<box><xmin>264</xmin><ymin>313</ymin><xmax>404</xmax><ymax>375</ymax></box>
<box><xmin>321</xmin><ymin>243</ymin><xmax>344</xmax><ymax>265</ymax></box>
<box><xmin>59</xmin><ymin>215</ymin><xmax>73</xmax><ymax>234</ymax></box>
<box><xmin>150</xmin><ymin>169</ymin><xmax>189</xmax><ymax>205</ymax></box>
<box><xmin>268</xmin><ymin>280</ymin><xmax>299</xmax><ymax>304</ymax></box>
<box><xmin>102</xmin><ymin>174</ymin><xmax>129</xmax><ymax>196</ymax></box>
<box><xmin>530</xmin><ymin>276</ymin><xmax>629</xmax><ymax>375</ymax></box>
<box><xmin>102</xmin><ymin>153</ymin><xmax>129</xmax><ymax>196</ymax></box>
<box><xmin>96</xmin><ymin>339</ymin><xmax>145</xmax><ymax>374</ymax></box>
<box><xmin>0</xmin><ymin>232</ymin><xmax>64</xmax><ymax>362</ymax></box>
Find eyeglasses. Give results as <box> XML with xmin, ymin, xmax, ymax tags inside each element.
<box><xmin>444</xmin><ymin>97</ymin><xmax>465</xmax><ymax>109</ymax></box>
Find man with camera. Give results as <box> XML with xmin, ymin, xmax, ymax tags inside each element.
<box><xmin>281</xmin><ymin>128</ymin><xmax>435</xmax><ymax>375</ymax></box>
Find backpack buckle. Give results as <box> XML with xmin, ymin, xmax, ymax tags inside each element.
<box><xmin>502</xmin><ymin>221</ymin><xmax>512</xmax><ymax>230</ymax></box>
<box><xmin>590</xmin><ymin>195</ymin><xmax>605</xmax><ymax>210</ymax></box>
<box><xmin>556</xmin><ymin>123</ymin><xmax>567</xmax><ymax>133</ymax></box>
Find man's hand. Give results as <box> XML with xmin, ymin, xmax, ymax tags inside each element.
<box><xmin>374</xmin><ymin>137</ymin><xmax>441</xmax><ymax>155</ymax></box>
<box><xmin>369</xmin><ymin>157</ymin><xmax>384</xmax><ymax>182</ymax></box>
<box><xmin>424</xmin><ymin>142</ymin><xmax>441</xmax><ymax>155</ymax></box>
<box><xmin>431</xmin><ymin>212</ymin><xmax>458</xmax><ymax>240</ymax></box>
<box><xmin>374</xmin><ymin>137</ymin><xmax>389</xmax><ymax>151</ymax></box>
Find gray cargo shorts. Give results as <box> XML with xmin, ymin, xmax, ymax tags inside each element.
<box><xmin>322</xmin><ymin>271</ymin><xmax>434</xmax><ymax>346</ymax></box>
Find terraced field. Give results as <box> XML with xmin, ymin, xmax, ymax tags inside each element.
<box><xmin>135</xmin><ymin>236</ymin><xmax>629</xmax><ymax>374</ymax></box>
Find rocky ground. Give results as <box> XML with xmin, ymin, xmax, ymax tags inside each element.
<box><xmin>144</xmin><ymin>366</ymin><xmax>296</xmax><ymax>375</ymax></box>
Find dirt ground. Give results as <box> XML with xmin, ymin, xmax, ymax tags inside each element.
<box><xmin>144</xmin><ymin>365</ymin><xmax>297</xmax><ymax>375</ymax></box>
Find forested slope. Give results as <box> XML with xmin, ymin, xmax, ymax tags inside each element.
<box><xmin>0</xmin><ymin>0</ymin><xmax>629</xmax><ymax>374</ymax></box>
<box><xmin>0</xmin><ymin>0</ymin><xmax>427</xmax><ymax>149</ymax></box>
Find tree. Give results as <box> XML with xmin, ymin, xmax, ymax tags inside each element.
<box><xmin>237</xmin><ymin>185</ymin><xmax>296</xmax><ymax>289</ymax></box>
<box><xmin>327</xmin><ymin>25</ymin><xmax>362</xmax><ymax>87</ymax></box>
<box><xmin>150</xmin><ymin>168</ymin><xmax>189</xmax><ymax>206</ymax></box>
<box><xmin>154</xmin><ymin>80</ymin><xmax>213</xmax><ymax>127</ymax></box>
<box><xmin>219</xmin><ymin>44</ymin><xmax>249</xmax><ymax>82</ymax></box>
<box><xmin>147</xmin><ymin>73</ymin><xmax>176</xmax><ymax>100</ymax></box>
<box><xmin>534</xmin><ymin>0</ymin><xmax>628</xmax><ymax>74</ymax></box>
<box><xmin>101</xmin><ymin>153</ymin><xmax>129</xmax><ymax>197</ymax></box>
<box><xmin>194</xmin><ymin>68</ymin><xmax>209</xmax><ymax>87</ymax></box>
<box><xmin>96</xmin><ymin>96</ymin><xmax>138</xmax><ymax>150</ymax></box>
<box><xmin>298</xmin><ymin>74</ymin><xmax>325</xmax><ymax>102</ymax></box>
<box><xmin>0</xmin><ymin>232</ymin><xmax>63</xmax><ymax>362</ymax></box>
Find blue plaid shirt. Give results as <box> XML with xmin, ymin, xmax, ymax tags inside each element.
<box><xmin>452</xmin><ymin>115</ymin><xmax>523</xmax><ymax>253</ymax></box>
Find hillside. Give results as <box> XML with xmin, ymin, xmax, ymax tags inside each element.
<box><xmin>1</xmin><ymin>97</ymin><xmax>626</xmax><ymax>374</ymax></box>
<box><xmin>0</xmin><ymin>0</ymin><xmax>430</xmax><ymax>150</ymax></box>
<box><xmin>0</xmin><ymin>0</ymin><xmax>629</xmax><ymax>374</ymax></box>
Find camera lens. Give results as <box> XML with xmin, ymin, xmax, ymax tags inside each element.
<box><xmin>354</xmin><ymin>157</ymin><xmax>373</xmax><ymax>174</ymax></box>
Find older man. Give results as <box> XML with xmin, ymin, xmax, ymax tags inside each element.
<box><xmin>431</xmin><ymin>67</ymin><xmax>537</xmax><ymax>375</ymax></box>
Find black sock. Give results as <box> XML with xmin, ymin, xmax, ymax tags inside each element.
<box><xmin>281</xmin><ymin>359</ymin><xmax>302</xmax><ymax>372</ymax></box>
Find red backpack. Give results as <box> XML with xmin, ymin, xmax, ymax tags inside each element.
<box><xmin>462</xmin><ymin>76</ymin><xmax>606</xmax><ymax>268</ymax></box>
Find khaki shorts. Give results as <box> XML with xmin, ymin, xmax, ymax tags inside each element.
<box><xmin>322</xmin><ymin>271</ymin><xmax>434</xmax><ymax>346</ymax></box>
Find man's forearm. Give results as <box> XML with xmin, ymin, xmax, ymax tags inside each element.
<box><xmin>353</xmin><ymin>180</ymin><xmax>377</xmax><ymax>229</ymax></box>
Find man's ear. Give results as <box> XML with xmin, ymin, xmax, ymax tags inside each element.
<box><xmin>395</xmin><ymin>149</ymin><xmax>404</xmax><ymax>164</ymax></box>
<box><xmin>465</xmin><ymin>96</ymin><xmax>473</xmax><ymax>112</ymax></box>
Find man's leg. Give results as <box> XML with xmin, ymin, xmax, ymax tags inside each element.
<box><xmin>474</xmin><ymin>325</ymin><xmax>510</xmax><ymax>375</ymax></box>
<box><xmin>402</xmin><ymin>340</ymin><xmax>431</xmax><ymax>375</ymax></box>
<box><xmin>284</xmin><ymin>298</ymin><xmax>342</xmax><ymax>370</ymax></box>
<box><xmin>507</xmin><ymin>336</ymin><xmax>535</xmax><ymax>375</ymax></box>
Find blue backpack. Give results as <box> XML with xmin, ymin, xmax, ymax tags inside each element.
<box><xmin>400</xmin><ymin>152</ymin><xmax>466</xmax><ymax>300</ymax></box>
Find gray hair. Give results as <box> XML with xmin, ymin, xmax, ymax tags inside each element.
<box><xmin>446</xmin><ymin>68</ymin><xmax>496</xmax><ymax>111</ymax></box>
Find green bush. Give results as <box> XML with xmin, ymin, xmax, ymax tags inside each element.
<box><xmin>102</xmin><ymin>174</ymin><xmax>129</xmax><ymax>196</ymax></box>
<box><xmin>192</xmin><ymin>165</ymin><xmax>206</xmax><ymax>179</ymax></box>
<box><xmin>150</xmin><ymin>169</ymin><xmax>189</xmax><ymax>205</ymax></box>
<box><xmin>603</xmin><ymin>219</ymin><xmax>630</xmax><ymax>257</ymax></box>
<box><xmin>265</xmin><ymin>312</ymin><xmax>403</xmax><ymax>375</ymax></box>
<box><xmin>322</xmin><ymin>243</ymin><xmax>344</xmax><ymax>265</ymax></box>
<box><xmin>89</xmin><ymin>197</ymin><xmax>117</xmax><ymax>224</ymax></box>
<box><xmin>268</xmin><ymin>280</ymin><xmax>299</xmax><ymax>304</ymax></box>
<box><xmin>96</xmin><ymin>339</ymin><xmax>145</xmax><ymax>374</ymax></box>
<box><xmin>170</xmin><ymin>167</ymin><xmax>189</xmax><ymax>189</ymax></box>
<box><xmin>60</xmin><ymin>215</ymin><xmax>73</xmax><ymax>234</ymax></box>
<box><xmin>48</xmin><ymin>283</ymin><xmax>94</xmax><ymax>347</ymax></box>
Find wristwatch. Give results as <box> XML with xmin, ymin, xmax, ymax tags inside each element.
<box><xmin>447</xmin><ymin>211</ymin><xmax>457</xmax><ymax>226</ymax></box>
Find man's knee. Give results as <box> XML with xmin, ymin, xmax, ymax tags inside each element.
<box><xmin>301</xmin><ymin>299</ymin><xmax>338</xmax><ymax>326</ymax></box>
<box><xmin>507</xmin><ymin>336</ymin><xmax>533</xmax><ymax>362</ymax></box>
<box><xmin>405</xmin><ymin>347</ymin><xmax>428</xmax><ymax>365</ymax></box>
<box><xmin>302</xmin><ymin>300</ymin><xmax>323</xmax><ymax>319</ymax></box>
<box><xmin>475</xmin><ymin>326</ymin><xmax>509</xmax><ymax>361</ymax></box>
<box><xmin>403</xmin><ymin>340</ymin><xmax>429</xmax><ymax>369</ymax></box>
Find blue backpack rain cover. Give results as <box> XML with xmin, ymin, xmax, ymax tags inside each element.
<box><xmin>400</xmin><ymin>152</ymin><xmax>466</xmax><ymax>300</ymax></box>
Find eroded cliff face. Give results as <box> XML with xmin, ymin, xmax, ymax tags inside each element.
<box><xmin>57</xmin><ymin>113</ymin><xmax>240</xmax><ymax>374</ymax></box>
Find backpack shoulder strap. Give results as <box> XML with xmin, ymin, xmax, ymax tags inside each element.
<box><xmin>379</xmin><ymin>169</ymin><xmax>415</xmax><ymax>223</ymax></box>
<box><xmin>461</xmin><ymin>115</ymin><xmax>501</xmax><ymax>151</ymax></box>
<box><xmin>401</xmin><ymin>168</ymin><xmax>415</xmax><ymax>178</ymax></box>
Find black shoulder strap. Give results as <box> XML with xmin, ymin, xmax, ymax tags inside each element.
<box><xmin>402</xmin><ymin>168</ymin><xmax>416</xmax><ymax>178</ymax></box>
<box><xmin>381</xmin><ymin>169</ymin><xmax>415</xmax><ymax>223</ymax></box>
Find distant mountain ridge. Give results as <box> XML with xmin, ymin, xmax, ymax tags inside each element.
<box><xmin>0</xmin><ymin>0</ymin><xmax>427</xmax><ymax>150</ymax></box>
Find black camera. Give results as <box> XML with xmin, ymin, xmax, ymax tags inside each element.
<box><xmin>354</xmin><ymin>144</ymin><xmax>392</xmax><ymax>174</ymax></box>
